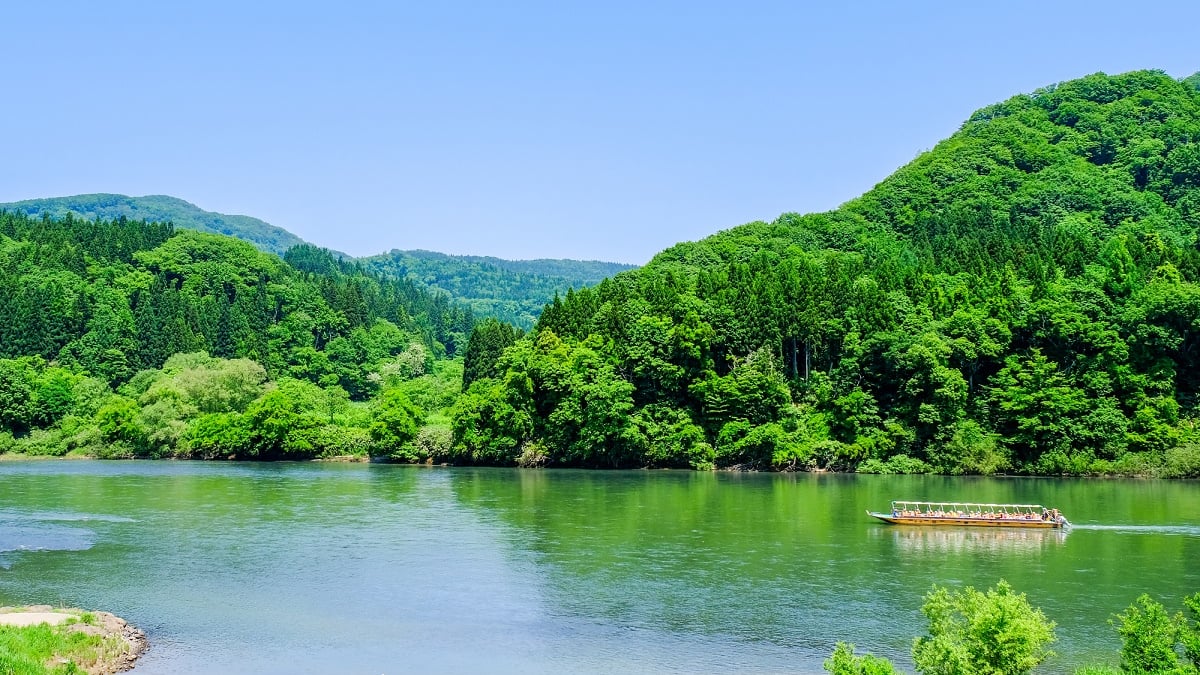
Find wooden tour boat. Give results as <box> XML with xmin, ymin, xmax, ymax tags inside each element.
<box><xmin>867</xmin><ymin>501</ymin><xmax>1070</xmax><ymax>529</ymax></box>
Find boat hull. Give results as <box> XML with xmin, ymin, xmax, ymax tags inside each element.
<box><xmin>866</xmin><ymin>511</ymin><xmax>1065</xmax><ymax>529</ymax></box>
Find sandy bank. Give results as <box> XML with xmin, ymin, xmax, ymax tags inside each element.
<box><xmin>0</xmin><ymin>605</ymin><xmax>148</xmax><ymax>674</ymax></box>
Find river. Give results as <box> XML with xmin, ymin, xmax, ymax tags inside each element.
<box><xmin>0</xmin><ymin>461</ymin><xmax>1197</xmax><ymax>673</ymax></box>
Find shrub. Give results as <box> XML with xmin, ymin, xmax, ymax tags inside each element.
<box><xmin>857</xmin><ymin>454</ymin><xmax>931</xmax><ymax>475</ymax></box>
<box><xmin>913</xmin><ymin>580</ymin><xmax>1056</xmax><ymax>675</ymax></box>
<box><xmin>1113</xmin><ymin>594</ymin><xmax>1186</xmax><ymax>673</ymax></box>
<box><xmin>824</xmin><ymin>642</ymin><xmax>899</xmax><ymax>675</ymax></box>
<box><xmin>1164</xmin><ymin>443</ymin><xmax>1200</xmax><ymax>478</ymax></box>
<box><xmin>516</xmin><ymin>441</ymin><xmax>550</xmax><ymax>468</ymax></box>
<box><xmin>412</xmin><ymin>424</ymin><xmax>453</xmax><ymax>461</ymax></box>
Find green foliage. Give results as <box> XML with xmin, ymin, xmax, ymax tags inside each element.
<box><xmin>1184</xmin><ymin>593</ymin><xmax>1200</xmax><ymax>668</ymax></box>
<box><xmin>0</xmin><ymin>205</ymin><xmax>480</xmax><ymax>462</ymax></box>
<box><xmin>633</xmin><ymin>404</ymin><xmax>714</xmax><ymax>469</ymax></box>
<box><xmin>462</xmin><ymin>318</ymin><xmax>522</xmax><ymax>389</ymax></box>
<box><xmin>692</xmin><ymin>348</ymin><xmax>792</xmax><ymax>436</ymax></box>
<box><xmin>362</xmin><ymin>249</ymin><xmax>636</xmax><ymax>329</ymax></box>
<box><xmin>185</xmin><ymin>412</ymin><xmax>251</xmax><ymax>459</ymax></box>
<box><xmin>824</xmin><ymin>642</ymin><xmax>900</xmax><ymax>675</ymax></box>
<box><xmin>445</xmin><ymin>69</ymin><xmax>1200</xmax><ymax>474</ymax></box>
<box><xmin>0</xmin><ymin>193</ymin><xmax>307</xmax><ymax>255</ymax></box>
<box><xmin>137</xmin><ymin>352</ymin><xmax>269</xmax><ymax>413</ymax></box>
<box><xmin>926</xmin><ymin>420</ymin><xmax>1009</xmax><ymax>475</ymax></box>
<box><xmin>826</xmin><ymin>586</ymin><xmax>1200</xmax><ymax>675</ymax></box>
<box><xmin>94</xmin><ymin>397</ymin><xmax>144</xmax><ymax>447</ymax></box>
<box><xmin>390</xmin><ymin>359</ymin><xmax>463</xmax><ymax>414</ymax></box>
<box><xmin>0</xmin><ymin>621</ymin><xmax>108</xmax><ymax>675</ymax></box>
<box><xmin>449</xmin><ymin>378</ymin><xmax>531</xmax><ymax>465</ymax></box>
<box><xmin>1111</xmin><ymin>593</ymin><xmax>1200</xmax><ymax>673</ymax></box>
<box><xmin>0</xmin><ymin>359</ymin><xmax>35</xmax><ymax>433</ymax></box>
<box><xmin>857</xmin><ymin>454</ymin><xmax>931</xmax><ymax>475</ymax></box>
<box><xmin>369</xmin><ymin>388</ymin><xmax>424</xmax><ymax>459</ymax></box>
<box><xmin>912</xmin><ymin>580</ymin><xmax>1056</xmax><ymax>675</ymax></box>
<box><xmin>12</xmin><ymin>70</ymin><xmax>1200</xmax><ymax>475</ymax></box>
<box><xmin>411</xmin><ymin>423</ymin><xmax>453</xmax><ymax>461</ymax></box>
<box><xmin>1072</xmin><ymin>667</ymin><xmax>1122</xmax><ymax>675</ymax></box>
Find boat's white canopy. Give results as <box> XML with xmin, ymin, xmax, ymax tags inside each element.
<box><xmin>890</xmin><ymin>501</ymin><xmax>1048</xmax><ymax>510</ymax></box>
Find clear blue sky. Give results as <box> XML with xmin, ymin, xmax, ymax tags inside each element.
<box><xmin>2</xmin><ymin>1</ymin><xmax>1198</xmax><ymax>264</ymax></box>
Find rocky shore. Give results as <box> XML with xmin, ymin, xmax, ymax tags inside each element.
<box><xmin>0</xmin><ymin>606</ymin><xmax>148</xmax><ymax>674</ymax></box>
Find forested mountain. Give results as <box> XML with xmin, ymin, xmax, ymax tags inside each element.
<box><xmin>0</xmin><ymin>194</ymin><xmax>308</xmax><ymax>255</ymax></box>
<box><xmin>451</xmin><ymin>69</ymin><xmax>1200</xmax><ymax>476</ymax></box>
<box><xmin>363</xmin><ymin>249</ymin><xmax>637</xmax><ymax>328</ymax></box>
<box><xmin>0</xmin><ymin>212</ymin><xmax>471</xmax><ymax>459</ymax></box>
<box><xmin>1</xmin><ymin>194</ymin><xmax>636</xmax><ymax>326</ymax></box>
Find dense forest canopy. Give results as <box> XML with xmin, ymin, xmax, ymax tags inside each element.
<box><xmin>362</xmin><ymin>249</ymin><xmax>637</xmax><ymax>329</ymax></box>
<box><xmin>0</xmin><ymin>194</ymin><xmax>635</xmax><ymax>329</ymax></box>
<box><xmin>0</xmin><ymin>194</ymin><xmax>308</xmax><ymax>256</ymax></box>
<box><xmin>451</xmin><ymin>69</ymin><xmax>1200</xmax><ymax>476</ymax></box>
<box><xmin>0</xmin><ymin>211</ymin><xmax>471</xmax><ymax>459</ymax></box>
<box><xmin>4</xmin><ymin>69</ymin><xmax>1200</xmax><ymax>476</ymax></box>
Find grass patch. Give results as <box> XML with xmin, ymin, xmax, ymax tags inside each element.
<box><xmin>0</xmin><ymin>622</ymin><xmax>106</xmax><ymax>674</ymax></box>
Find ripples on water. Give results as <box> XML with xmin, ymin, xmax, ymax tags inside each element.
<box><xmin>0</xmin><ymin>462</ymin><xmax>1197</xmax><ymax>674</ymax></box>
<box><xmin>0</xmin><ymin>510</ymin><xmax>102</xmax><ymax>569</ymax></box>
<box><xmin>1070</xmin><ymin>523</ymin><xmax>1200</xmax><ymax>536</ymax></box>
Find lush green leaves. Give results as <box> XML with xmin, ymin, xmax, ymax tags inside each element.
<box><xmin>913</xmin><ymin>580</ymin><xmax>1056</xmax><ymax>675</ymax></box>
<box><xmin>449</xmin><ymin>70</ymin><xmax>1200</xmax><ymax>474</ymax></box>
<box><xmin>824</xmin><ymin>643</ymin><xmax>901</xmax><ymax>675</ymax></box>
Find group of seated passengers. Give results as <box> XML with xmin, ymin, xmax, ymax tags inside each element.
<box><xmin>892</xmin><ymin>508</ymin><xmax>1052</xmax><ymax>520</ymax></box>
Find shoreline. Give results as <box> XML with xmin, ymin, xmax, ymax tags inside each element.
<box><xmin>0</xmin><ymin>606</ymin><xmax>148</xmax><ymax>674</ymax></box>
<box><xmin>0</xmin><ymin>452</ymin><xmax>1175</xmax><ymax>478</ymax></box>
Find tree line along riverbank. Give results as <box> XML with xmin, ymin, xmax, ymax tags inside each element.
<box><xmin>4</xmin><ymin>71</ymin><xmax>1200</xmax><ymax>476</ymax></box>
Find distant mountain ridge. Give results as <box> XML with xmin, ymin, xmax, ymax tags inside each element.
<box><xmin>0</xmin><ymin>193</ymin><xmax>639</xmax><ymax>327</ymax></box>
<box><xmin>362</xmin><ymin>249</ymin><xmax>638</xmax><ymax>329</ymax></box>
<box><xmin>394</xmin><ymin>249</ymin><xmax>636</xmax><ymax>280</ymax></box>
<box><xmin>0</xmin><ymin>193</ymin><xmax>306</xmax><ymax>255</ymax></box>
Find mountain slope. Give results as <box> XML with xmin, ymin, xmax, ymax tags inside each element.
<box><xmin>362</xmin><ymin>250</ymin><xmax>637</xmax><ymax>329</ymax></box>
<box><xmin>0</xmin><ymin>210</ymin><xmax>475</xmax><ymax>460</ymax></box>
<box><xmin>1</xmin><ymin>194</ymin><xmax>636</xmax><ymax>326</ymax></box>
<box><xmin>452</xmin><ymin>69</ymin><xmax>1200</xmax><ymax>476</ymax></box>
<box><xmin>0</xmin><ymin>193</ymin><xmax>307</xmax><ymax>255</ymax></box>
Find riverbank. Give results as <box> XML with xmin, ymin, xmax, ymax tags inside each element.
<box><xmin>3</xmin><ymin>450</ymin><xmax>1194</xmax><ymax>479</ymax></box>
<box><xmin>0</xmin><ymin>606</ymin><xmax>147</xmax><ymax>674</ymax></box>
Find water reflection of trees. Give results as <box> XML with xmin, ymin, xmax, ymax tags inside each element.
<box><xmin>879</xmin><ymin>526</ymin><xmax>1068</xmax><ymax>555</ymax></box>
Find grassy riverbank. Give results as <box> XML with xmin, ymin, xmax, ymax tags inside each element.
<box><xmin>0</xmin><ymin>607</ymin><xmax>146</xmax><ymax>675</ymax></box>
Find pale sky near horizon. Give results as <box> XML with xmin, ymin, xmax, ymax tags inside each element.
<box><xmin>2</xmin><ymin>1</ymin><xmax>1198</xmax><ymax>264</ymax></box>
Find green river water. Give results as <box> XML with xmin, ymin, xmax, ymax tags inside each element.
<box><xmin>0</xmin><ymin>461</ymin><xmax>1197</xmax><ymax>674</ymax></box>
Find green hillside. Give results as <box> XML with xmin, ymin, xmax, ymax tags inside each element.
<box><xmin>1</xmin><ymin>194</ymin><xmax>635</xmax><ymax>326</ymax></box>
<box><xmin>0</xmin><ymin>193</ymin><xmax>307</xmax><ymax>255</ymax></box>
<box><xmin>452</xmin><ymin>69</ymin><xmax>1200</xmax><ymax>476</ymax></box>
<box><xmin>0</xmin><ymin>211</ymin><xmax>472</xmax><ymax>460</ymax></box>
<box><xmin>363</xmin><ymin>249</ymin><xmax>637</xmax><ymax>328</ymax></box>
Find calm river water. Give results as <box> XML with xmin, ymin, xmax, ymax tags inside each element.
<box><xmin>0</xmin><ymin>461</ymin><xmax>1197</xmax><ymax>673</ymax></box>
